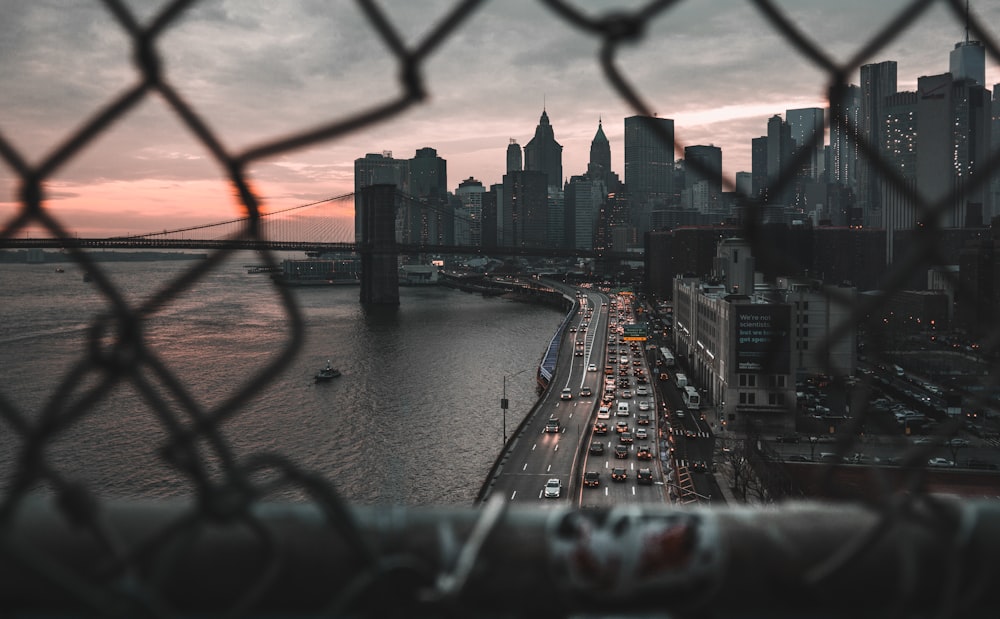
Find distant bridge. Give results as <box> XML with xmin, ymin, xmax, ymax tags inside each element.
<box><xmin>3</xmin><ymin>186</ymin><xmax>640</xmax><ymax>302</ymax></box>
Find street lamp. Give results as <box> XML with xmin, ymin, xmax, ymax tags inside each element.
<box><xmin>501</xmin><ymin>368</ymin><xmax>530</xmax><ymax>446</ymax></box>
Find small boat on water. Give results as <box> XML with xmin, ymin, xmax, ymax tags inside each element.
<box><xmin>315</xmin><ymin>360</ymin><xmax>341</xmax><ymax>382</ymax></box>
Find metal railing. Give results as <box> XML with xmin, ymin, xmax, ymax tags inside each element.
<box><xmin>2</xmin><ymin>1</ymin><xmax>1000</xmax><ymax>617</ymax></box>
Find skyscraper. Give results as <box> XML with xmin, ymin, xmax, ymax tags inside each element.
<box><xmin>786</xmin><ymin>107</ymin><xmax>826</xmax><ymax>181</ymax></box>
<box><xmin>950</xmin><ymin>4</ymin><xmax>986</xmax><ymax>87</ymax></box>
<box><xmin>501</xmin><ymin>170</ymin><xmax>548</xmax><ymax>248</ymax></box>
<box><xmin>354</xmin><ymin>151</ymin><xmax>408</xmax><ymax>242</ymax></box>
<box><xmin>751</xmin><ymin>136</ymin><xmax>768</xmax><ymax>199</ymax></box>
<box><xmin>455</xmin><ymin>177</ymin><xmax>485</xmax><ymax>247</ymax></box>
<box><xmin>880</xmin><ymin>91</ymin><xmax>918</xmax><ymax>262</ymax></box>
<box><xmin>404</xmin><ymin>147</ymin><xmax>450</xmax><ymax>246</ymax></box>
<box><xmin>830</xmin><ymin>84</ymin><xmax>860</xmax><ymax>190</ymax></box>
<box><xmin>506</xmin><ymin>139</ymin><xmax>522</xmax><ymax>173</ymax></box>
<box><xmin>589</xmin><ymin>119</ymin><xmax>611</xmax><ymax>183</ymax></box>
<box><xmin>859</xmin><ymin>60</ymin><xmax>898</xmax><ymax>226</ymax></box>
<box><xmin>683</xmin><ymin>145</ymin><xmax>722</xmax><ymax>193</ymax></box>
<box><xmin>766</xmin><ymin>114</ymin><xmax>794</xmax><ymax>205</ymax></box>
<box><xmin>624</xmin><ymin>115</ymin><xmax>675</xmax><ymax>233</ymax></box>
<box><xmin>916</xmin><ymin>73</ymin><xmax>992</xmax><ymax>229</ymax></box>
<box><xmin>524</xmin><ymin>109</ymin><xmax>563</xmax><ymax>190</ymax></box>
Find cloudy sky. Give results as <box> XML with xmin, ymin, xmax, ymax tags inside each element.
<box><xmin>2</xmin><ymin>0</ymin><xmax>998</xmax><ymax>238</ymax></box>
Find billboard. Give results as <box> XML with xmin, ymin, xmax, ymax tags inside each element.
<box><xmin>623</xmin><ymin>323</ymin><xmax>648</xmax><ymax>341</ymax></box>
<box><xmin>733</xmin><ymin>304</ymin><xmax>791</xmax><ymax>373</ymax></box>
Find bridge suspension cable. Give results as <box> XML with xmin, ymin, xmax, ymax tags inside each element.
<box><xmin>123</xmin><ymin>192</ymin><xmax>356</xmax><ymax>240</ymax></box>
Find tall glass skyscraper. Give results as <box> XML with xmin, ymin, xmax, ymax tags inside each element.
<box><xmin>624</xmin><ymin>115</ymin><xmax>674</xmax><ymax>233</ymax></box>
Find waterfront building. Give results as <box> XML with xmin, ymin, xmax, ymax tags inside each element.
<box><xmin>482</xmin><ymin>186</ymin><xmax>499</xmax><ymax>249</ymax></box>
<box><xmin>401</xmin><ymin>147</ymin><xmax>451</xmax><ymax>247</ymax></box>
<box><xmin>524</xmin><ymin>109</ymin><xmax>563</xmax><ymax>191</ymax></box>
<box><xmin>501</xmin><ymin>170</ymin><xmax>548</xmax><ymax>248</ymax></box>
<box><xmin>455</xmin><ymin>177</ymin><xmax>485</xmax><ymax>247</ymax></box>
<box><xmin>354</xmin><ymin>151</ymin><xmax>408</xmax><ymax>242</ymax></box>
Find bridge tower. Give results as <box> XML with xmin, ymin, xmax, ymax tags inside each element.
<box><xmin>358</xmin><ymin>184</ymin><xmax>400</xmax><ymax>305</ymax></box>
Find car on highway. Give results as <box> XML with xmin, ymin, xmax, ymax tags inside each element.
<box><xmin>637</xmin><ymin>412</ymin><xmax>650</xmax><ymax>425</ymax></box>
<box><xmin>543</xmin><ymin>478</ymin><xmax>561</xmax><ymax>498</ymax></box>
<box><xmin>636</xmin><ymin>468</ymin><xmax>654</xmax><ymax>484</ymax></box>
<box><xmin>636</xmin><ymin>444</ymin><xmax>653</xmax><ymax>460</ymax></box>
<box><xmin>544</xmin><ymin>418</ymin><xmax>560</xmax><ymax>433</ymax></box>
<box><xmin>583</xmin><ymin>471</ymin><xmax>600</xmax><ymax>487</ymax></box>
<box><xmin>638</xmin><ymin>400</ymin><xmax>650</xmax><ymax>411</ymax></box>
<box><xmin>560</xmin><ymin>388</ymin><xmax>573</xmax><ymax>400</ymax></box>
<box><xmin>580</xmin><ymin>386</ymin><xmax>592</xmax><ymax>397</ymax></box>
<box><xmin>589</xmin><ymin>441</ymin><xmax>605</xmax><ymax>455</ymax></box>
<box><xmin>616</xmin><ymin>420</ymin><xmax>629</xmax><ymax>433</ymax></box>
<box><xmin>611</xmin><ymin>467</ymin><xmax>627</xmax><ymax>482</ymax></box>
<box><xmin>594</xmin><ymin>421</ymin><xmax>609</xmax><ymax>435</ymax></box>
<box><xmin>619</xmin><ymin>431</ymin><xmax>633</xmax><ymax>444</ymax></box>
<box><xmin>597</xmin><ymin>406</ymin><xmax>611</xmax><ymax>420</ymax></box>
<box><xmin>614</xmin><ymin>444</ymin><xmax>629</xmax><ymax>459</ymax></box>
<box><xmin>588</xmin><ymin>363</ymin><xmax>598</xmax><ymax>372</ymax></box>
<box><xmin>928</xmin><ymin>457</ymin><xmax>955</xmax><ymax>467</ymax></box>
<box><xmin>634</xmin><ymin>427</ymin><xmax>648</xmax><ymax>440</ymax></box>
<box><xmin>620</xmin><ymin>390</ymin><xmax>633</xmax><ymax>399</ymax></box>
<box><xmin>636</xmin><ymin>385</ymin><xmax>648</xmax><ymax>396</ymax></box>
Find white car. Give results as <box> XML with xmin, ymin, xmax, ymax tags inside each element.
<box><xmin>927</xmin><ymin>457</ymin><xmax>955</xmax><ymax>468</ymax></box>
<box><xmin>588</xmin><ymin>363</ymin><xmax>598</xmax><ymax>372</ymax></box>
<box><xmin>560</xmin><ymin>388</ymin><xmax>572</xmax><ymax>400</ymax></box>
<box><xmin>638</xmin><ymin>400</ymin><xmax>650</xmax><ymax>411</ymax></box>
<box><xmin>543</xmin><ymin>478</ymin><xmax>561</xmax><ymax>498</ymax></box>
<box><xmin>597</xmin><ymin>406</ymin><xmax>611</xmax><ymax>419</ymax></box>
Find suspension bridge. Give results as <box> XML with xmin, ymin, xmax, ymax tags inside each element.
<box><xmin>5</xmin><ymin>190</ymin><xmax>633</xmax><ymax>259</ymax></box>
<box><xmin>4</xmin><ymin>185</ymin><xmax>638</xmax><ymax>303</ymax></box>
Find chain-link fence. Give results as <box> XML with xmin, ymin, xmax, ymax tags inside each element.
<box><xmin>2</xmin><ymin>0</ymin><xmax>1000</xmax><ymax>616</ymax></box>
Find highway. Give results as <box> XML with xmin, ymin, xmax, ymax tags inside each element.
<box><xmin>483</xmin><ymin>287</ymin><xmax>671</xmax><ymax>507</ymax></box>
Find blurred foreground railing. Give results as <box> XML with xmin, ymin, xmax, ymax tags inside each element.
<box><xmin>2</xmin><ymin>497</ymin><xmax>998</xmax><ymax>618</ymax></box>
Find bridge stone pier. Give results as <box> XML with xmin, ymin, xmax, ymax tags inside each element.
<box><xmin>358</xmin><ymin>184</ymin><xmax>400</xmax><ymax>306</ymax></box>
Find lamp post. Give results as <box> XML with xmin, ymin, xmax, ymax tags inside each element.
<box><xmin>501</xmin><ymin>368</ymin><xmax>530</xmax><ymax>446</ymax></box>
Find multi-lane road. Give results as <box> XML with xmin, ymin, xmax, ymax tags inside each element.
<box><xmin>483</xmin><ymin>287</ymin><xmax>687</xmax><ymax>507</ymax></box>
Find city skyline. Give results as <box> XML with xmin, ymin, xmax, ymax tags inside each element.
<box><xmin>2</xmin><ymin>1</ymin><xmax>999</xmax><ymax>237</ymax></box>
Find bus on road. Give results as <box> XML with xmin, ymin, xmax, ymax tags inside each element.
<box><xmin>682</xmin><ymin>385</ymin><xmax>701</xmax><ymax>410</ymax></box>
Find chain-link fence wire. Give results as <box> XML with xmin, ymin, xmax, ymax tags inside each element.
<box><xmin>1</xmin><ymin>0</ymin><xmax>999</xmax><ymax>616</ymax></box>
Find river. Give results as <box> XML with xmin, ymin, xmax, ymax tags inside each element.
<box><xmin>0</xmin><ymin>253</ymin><xmax>566</xmax><ymax>506</ymax></box>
